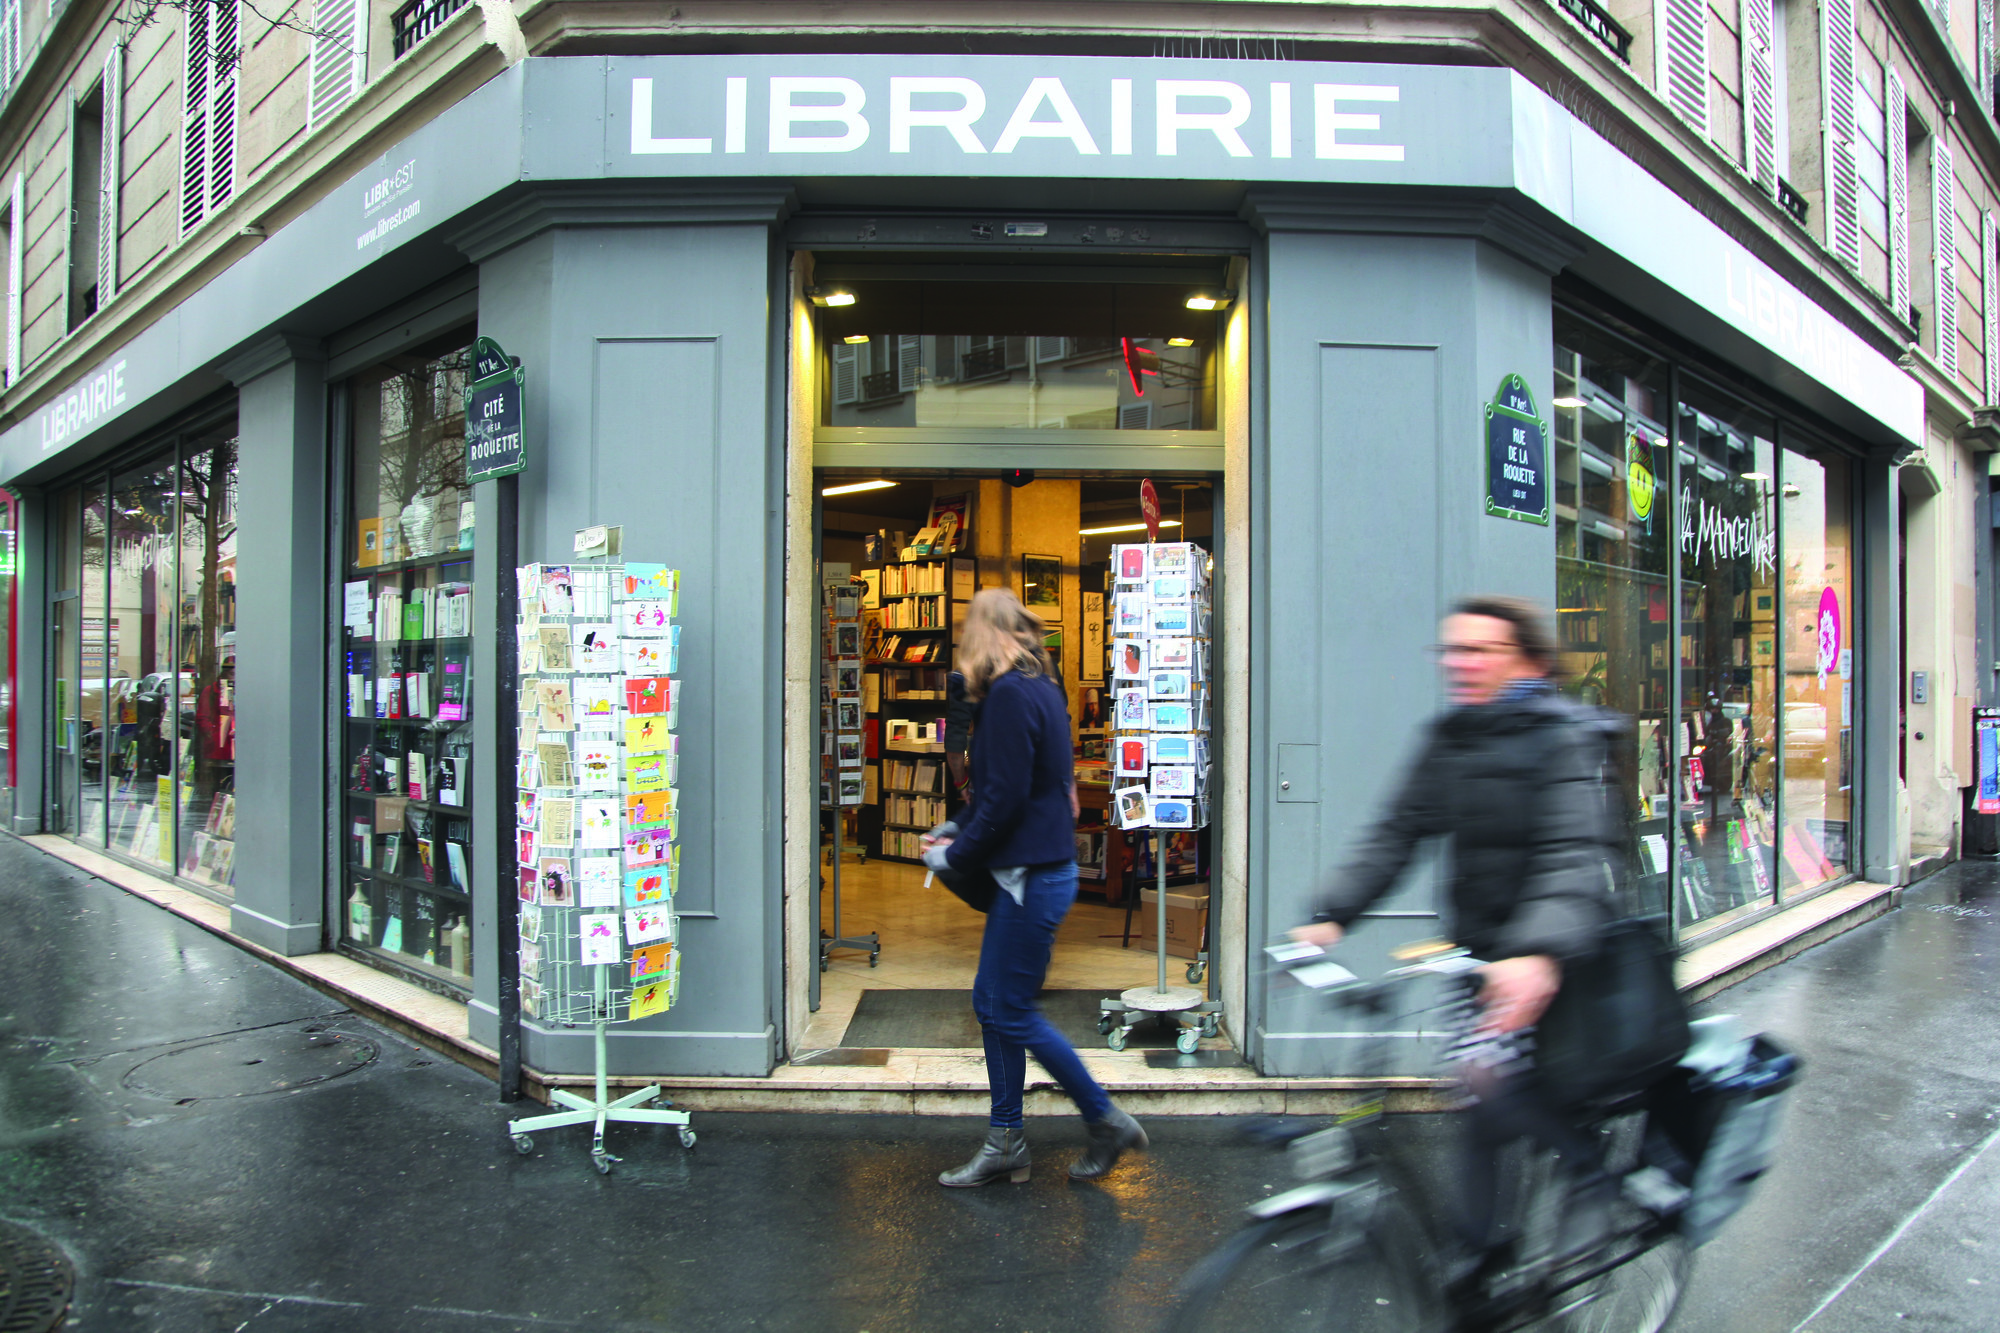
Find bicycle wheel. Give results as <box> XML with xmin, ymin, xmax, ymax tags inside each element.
<box><xmin>1165</xmin><ymin>1192</ymin><xmax>1447</xmax><ymax>1333</ymax></box>
<box><xmin>1544</xmin><ymin>1228</ymin><xmax>1690</xmax><ymax>1333</ymax></box>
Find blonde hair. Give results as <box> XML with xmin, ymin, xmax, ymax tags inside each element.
<box><xmin>957</xmin><ymin>588</ymin><xmax>1052</xmax><ymax>700</ymax></box>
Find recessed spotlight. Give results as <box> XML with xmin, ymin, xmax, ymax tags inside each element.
<box><xmin>1184</xmin><ymin>289</ymin><xmax>1234</xmax><ymax>311</ymax></box>
<box><xmin>808</xmin><ymin>286</ymin><xmax>857</xmax><ymax>308</ymax></box>
<box><xmin>1166</xmin><ymin>337</ymin><xmax>1195</xmax><ymax>348</ymax></box>
<box><xmin>821</xmin><ymin>480</ymin><xmax>898</xmax><ymax>496</ymax></box>
<box><xmin>841</xmin><ymin>334</ymin><xmax>870</xmax><ymax>345</ymax></box>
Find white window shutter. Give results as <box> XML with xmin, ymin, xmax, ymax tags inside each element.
<box><xmin>897</xmin><ymin>334</ymin><xmax>922</xmax><ymax>393</ymax></box>
<box><xmin>1982</xmin><ymin>0</ymin><xmax>1995</xmax><ymax>99</ymax></box>
<box><xmin>1887</xmin><ymin>70</ymin><xmax>1910</xmax><ymax>321</ymax></box>
<box><xmin>1935</xmin><ymin>135</ymin><xmax>1958</xmax><ymax>377</ymax></box>
<box><xmin>98</xmin><ymin>43</ymin><xmax>122</xmax><ymax>307</ymax></box>
<box><xmin>1822</xmin><ymin>0</ymin><xmax>1862</xmax><ymax>270</ymax></box>
<box><xmin>1984</xmin><ymin>210</ymin><xmax>1998</xmax><ymax>402</ymax></box>
<box><xmin>1743</xmin><ymin>0</ymin><xmax>1777</xmax><ymax>193</ymax></box>
<box><xmin>831</xmin><ymin>342</ymin><xmax>858</xmax><ymax>405</ymax></box>
<box><xmin>308</xmin><ymin>0</ymin><xmax>368</xmax><ymax>131</ymax></box>
<box><xmin>1657</xmin><ymin>0</ymin><xmax>1710</xmax><ymax>136</ymax></box>
<box><xmin>6</xmin><ymin>172</ymin><xmax>21</xmax><ymax>389</ymax></box>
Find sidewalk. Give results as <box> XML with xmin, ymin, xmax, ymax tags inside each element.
<box><xmin>2</xmin><ymin>834</ymin><xmax>1995</xmax><ymax>1330</ymax></box>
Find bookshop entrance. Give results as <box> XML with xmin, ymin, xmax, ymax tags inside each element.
<box><xmin>807</xmin><ymin>470</ymin><xmax>1222</xmax><ymax>1052</ymax></box>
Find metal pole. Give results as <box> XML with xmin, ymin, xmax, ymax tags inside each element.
<box><xmin>831</xmin><ymin>801</ymin><xmax>844</xmax><ymax>945</ymax></box>
<box><xmin>594</xmin><ymin>963</ymin><xmax>609</xmax><ymax>1110</ymax></box>
<box><xmin>1156</xmin><ymin>830</ymin><xmax>1168</xmax><ymax>994</ymax></box>
<box><xmin>495</xmin><ymin>470</ymin><xmax>522</xmax><ymax>1102</ymax></box>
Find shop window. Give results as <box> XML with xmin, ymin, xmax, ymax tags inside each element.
<box><xmin>1674</xmin><ymin>379</ymin><xmax>1779</xmax><ymax>938</ymax></box>
<box><xmin>338</xmin><ymin>334</ymin><xmax>476</xmax><ymax>988</ymax></box>
<box><xmin>816</xmin><ymin>279</ymin><xmax>1219</xmax><ymax>434</ymax></box>
<box><xmin>47</xmin><ymin>413</ymin><xmax>239</xmax><ymax>891</ymax></box>
<box><xmin>1552</xmin><ymin>312</ymin><xmax>1674</xmax><ymax>919</ymax></box>
<box><xmin>1779</xmin><ymin>441</ymin><xmax>1854</xmax><ymax>892</ymax></box>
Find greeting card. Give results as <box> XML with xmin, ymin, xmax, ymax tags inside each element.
<box><xmin>1114</xmin><ymin>544</ymin><xmax>1149</xmax><ymax>583</ymax></box>
<box><xmin>579</xmin><ymin>798</ymin><xmax>619</xmax><ymax>849</ymax></box>
<box><xmin>538</xmin><ymin>798</ymin><xmax>576</xmax><ymax>847</ymax></box>
<box><xmin>1150</xmin><ymin>765</ymin><xmax>1197</xmax><ymax>796</ymax></box>
<box><xmin>1149</xmin><ymin>542</ymin><xmax>1192</xmax><ymax>575</ymax></box>
<box><xmin>575</xmin><ymin>743</ymin><xmax>618</xmax><ymax>792</ymax></box>
<box><xmin>538</xmin><ymin>566</ymin><xmax>574</xmax><ymax>616</ymax></box>
<box><xmin>1115</xmin><ymin>737</ymin><xmax>1150</xmax><ymax>776</ymax></box>
<box><xmin>517</xmin><ymin>827</ymin><xmax>539</xmax><ymax>866</ymax></box>
<box><xmin>1114</xmin><ymin>596</ymin><xmax>1149</xmax><ymax>634</ymax></box>
<box><xmin>1112</xmin><ymin>639</ymin><xmax>1146</xmax><ymax>680</ymax></box>
<box><xmin>536</xmin><ymin>626</ymin><xmax>573</xmax><ymax>673</ymax></box>
<box><xmin>1149</xmin><ymin>670</ymin><xmax>1191</xmax><ymax>699</ymax></box>
<box><xmin>624</xmin><ymin>675</ymin><xmax>671</xmax><ymax>715</ymax></box>
<box><xmin>1151</xmin><ymin>574</ymin><xmax>1191</xmax><ymax>601</ymax></box>
<box><xmin>1149</xmin><ymin>702</ymin><xmax>1193</xmax><ymax>732</ymax></box>
<box><xmin>578</xmin><ymin>855</ymin><xmax>621</xmax><ymax>907</ymax></box>
<box><xmin>628</xmin><ymin>976</ymin><xmax>673</xmax><ymax>1020</ymax></box>
<box><xmin>625</xmin><ymin>905</ymin><xmax>674</xmax><ymax>945</ymax></box>
<box><xmin>571</xmin><ymin>623</ymin><xmax>618</xmax><ymax>672</ymax></box>
<box><xmin>1148</xmin><ymin>602</ymin><xmax>1192</xmax><ymax>635</ymax></box>
<box><xmin>538</xmin><ymin>858</ymin><xmax>575</xmax><ymax>906</ymax></box>
<box><xmin>1152</xmin><ymin>733</ymin><xmax>1202</xmax><ymax>766</ymax></box>
<box><xmin>624</xmin><ymin>715</ymin><xmax>672</xmax><ymax>753</ymax></box>
<box><xmin>623</xmin><ymin>600</ymin><xmax>673</xmax><ymax>636</ymax></box>
<box><xmin>626</xmin><ymin>790</ymin><xmax>675</xmax><ymax>828</ymax></box>
<box><xmin>622</xmin><ymin>639</ymin><xmax>670</xmax><ymax>674</ymax></box>
<box><xmin>516</xmin><ymin>791</ymin><xmax>538</xmax><ymax>828</ymax></box>
<box><xmin>1114</xmin><ymin>785</ymin><xmax>1151</xmax><ymax>829</ymax></box>
<box><xmin>579</xmin><ymin>912</ymin><xmax>622</xmax><ymax>965</ymax></box>
<box><xmin>518</xmin><ymin>866</ymin><xmax>538</xmax><ymax>902</ymax></box>
<box><xmin>620</xmin><ymin>563</ymin><xmax>678</xmax><ymax>604</ymax></box>
<box><xmin>1149</xmin><ymin>796</ymin><xmax>1194</xmax><ymax>827</ymax></box>
<box><xmin>624</xmin><ymin>866</ymin><xmax>672</xmax><ymax>907</ymax></box>
<box><xmin>1149</xmin><ymin>638</ymin><xmax>1193</xmax><ymax>670</ymax></box>
<box><xmin>630</xmin><ymin>942</ymin><xmax>672</xmax><ymax>984</ymax></box>
<box><xmin>535</xmin><ymin>679</ymin><xmax>573</xmax><ymax>732</ymax></box>
<box><xmin>535</xmin><ymin>741</ymin><xmax>573</xmax><ymax>788</ymax></box>
<box><xmin>625</xmin><ymin>752</ymin><xmax>674</xmax><ymax>794</ymax></box>
<box><xmin>625</xmin><ymin>824</ymin><xmax>674</xmax><ymax>867</ymax></box>
<box><xmin>573</xmin><ymin>677</ymin><xmax>616</xmax><ymax>720</ymax></box>
<box><xmin>1115</xmin><ymin>688</ymin><xmax>1148</xmax><ymax>729</ymax></box>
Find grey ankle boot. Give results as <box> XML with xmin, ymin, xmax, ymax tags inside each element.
<box><xmin>938</xmin><ymin>1126</ymin><xmax>1031</xmax><ymax>1187</ymax></box>
<box><xmin>1069</xmin><ymin>1105</ymin><xmax>1148</xmax><ymax>1180</ymax></box>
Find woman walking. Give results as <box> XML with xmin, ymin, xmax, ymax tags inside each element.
<box><xmin>923</xmin><ymin>589</ymin><xmax>1147</xmax><ymax>1186</ymax></box>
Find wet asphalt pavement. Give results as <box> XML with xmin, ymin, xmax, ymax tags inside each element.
<box><xmin>1</xmin><ymin>833</ymin><xmax>1996</xmax><ymax>1331</ymax></box>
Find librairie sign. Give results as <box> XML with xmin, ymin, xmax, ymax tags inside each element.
<box><xmin>465</xmin><ymin>336</ymin><xmax>526</xmax><ymax>482</ymax></box>
<box><xmin>1484</xmin><ymin>374</ymin><xmax>1548</xmax><ymax>525</ymax></box>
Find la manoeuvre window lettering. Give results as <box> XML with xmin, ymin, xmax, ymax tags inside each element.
<box><xmin>1677</xmin><ymin>484</ymin><xmax>1775</xmax><ymax>578</ymax></box>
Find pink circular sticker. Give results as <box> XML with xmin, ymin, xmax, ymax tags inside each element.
<box><xmin>1816</xmin><ymin>587</ymin><xmax>1842</xmax><ymax>684</ymax></box>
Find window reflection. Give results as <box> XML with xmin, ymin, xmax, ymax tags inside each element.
<box><xmin>1780</xmin><ymin>443</ymin><xmax>1854</xmax><ymax>890</ymax></box>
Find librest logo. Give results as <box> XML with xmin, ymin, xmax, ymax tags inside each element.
<box><xmin>363</xmin><ymin>159</ymin><xmax>417</xmax><ymax>218</ymax></box>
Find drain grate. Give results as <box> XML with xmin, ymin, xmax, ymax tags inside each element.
<box><xmin>0</xmin><ymin>1220</ymin><xmax>73</xmax><ymax>1333</ymax></box>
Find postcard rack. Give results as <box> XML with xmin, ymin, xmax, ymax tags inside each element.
<box><xmin>819</xmin><ymin>578</ymin><xmax>880</xmax><ymax>971</ymax></box>
<box><xmin>505</xmin><ymin>546</ymin><xmax>695</xmax><ymax>1173</ymax></box>
<box><xmin>1098</xmin><ymin>539</ymin><xmax>1224</xmax><ymax>1052</ymax></box>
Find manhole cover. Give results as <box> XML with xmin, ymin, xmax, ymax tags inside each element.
<box><xmin>0</xmin><ymin>1220</ymin><xmax>73</xmax><ymax>1333</ymax></box>
<box><xmin>121</xmin><ymin>1028</ymin><xmax>378</xmax><ymax>1102</ymax></box>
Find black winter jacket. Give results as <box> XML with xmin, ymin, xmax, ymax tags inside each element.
<box><xmin>1316</xmin><ymin>690</ymin><xmax>1614</xmax><ymax>963</ymax></box>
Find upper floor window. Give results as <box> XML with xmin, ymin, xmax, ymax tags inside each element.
<box><xmin>68</xmin><ymin>80</ymin><xmax>105</xmax><ymax>330</ymax></box>
<box><xmin>181</xmin><ymin>0</ymin><xmax>241</xmax><ymax>235</ymax></box>
<box><xmin>392</xmin><ymin>0</ymin><xmax>469</xmax><ymax>58</ymax></box>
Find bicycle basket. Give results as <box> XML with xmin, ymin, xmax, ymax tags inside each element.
<box><xmin>1674</xmin><ymin>1033</ymin><xmax>1800</xmax><ymax>1246</ymax></box>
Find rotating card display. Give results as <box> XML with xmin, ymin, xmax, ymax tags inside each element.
<box><xmin>1107</xmin><ymin>542</ymin><xmax>1211</xmax><ymax>830</ymax></box>
<box><xmin>514</xmin><ymin>560</ymin><xmax>685</xmax><ymax>1025</ymax></box>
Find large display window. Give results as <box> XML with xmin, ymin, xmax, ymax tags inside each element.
<box><xmin>1554</xmin><ymin>305</ymin><xmax>1862</xmax><ymax>943</ymax></box>
<box><xmin>336</xmin><ymin>333</ymin><xmax>476</xmax><ymax>990</ymax></box>
<box><xmin>47</xmin><ymin>409</ymin><xmax>240</xmax><ymax>894</ymax></box>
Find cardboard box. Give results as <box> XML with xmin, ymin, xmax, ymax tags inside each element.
<box><xmin>1137</xmin><ymin>886</ymin><xmax>1209</xmax><ymax>959</ymax></box>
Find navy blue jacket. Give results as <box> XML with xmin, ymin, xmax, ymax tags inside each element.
<box><xmin>946</xmin><ymin>670</ymin><xmax>1075</xmax><ymax>871</ymax></box>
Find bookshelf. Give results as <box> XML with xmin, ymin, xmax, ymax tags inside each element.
<box><xmin>863</xmin><ymin>543</ymin><xmax>969</xmax><ymax>860</ymax></box>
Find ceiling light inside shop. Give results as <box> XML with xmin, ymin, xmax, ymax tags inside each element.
<box><xmin>808</xmin><ymin>286</ymin><xmax>857</xmax><ymax>307</ymax></box>
<box><xmin>821</xmin><ymin>480</ymin><xmax>898</xmax><ymax>496</ymax></box>
<box><xmin>841</xmin><ymin>334</ymin><xmax>871</xmax><ymax>345</ymax></box>
<box><xmin>1079</xmin><ymin>519</ymin><xmax>1185</xmax><ymax>535</ymax></box>
<box><xmin>1183</xmin><ymin>289</ymin><xmax>1235</xmax><ymax>311</ymax></box>
<box><xmin>1741</xmin><ymin>471</ymin><xmax>1772</xmax><ymax>482</ymax></box>
<box><xmin>1166</xmin><ymin>338</ymin><xmax>1195</xmax><ymax>347</ymax></box>
<box><xmin>1553</xmin><ymin>396</ymin><xmax>1588</xmax><ymax>408</ymax></box>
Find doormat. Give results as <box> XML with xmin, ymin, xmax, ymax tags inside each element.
<box><xmin>840</xmin><ymin>989</ymin><xmax>1182</xmax><ymax>1049</ymax></box>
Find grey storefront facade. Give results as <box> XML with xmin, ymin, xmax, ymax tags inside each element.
<box><xmin>0</xmin><ymin>54</ymin><xmax>1924</xmax><ymax>1080</ymax></box>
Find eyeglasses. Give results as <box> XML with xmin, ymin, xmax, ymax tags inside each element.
<box><xmin>1428</xmin><ymin>642</ymin><xmax>1518</xmax><ymax>660</ymax></box>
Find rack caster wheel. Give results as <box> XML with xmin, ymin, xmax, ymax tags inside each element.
<box><xmin>511</xmin><ymin>1134</ymin><xmax>534</xmax><ymax>1155</ymax></box>
<box><xmin>1097</xmin><ymin>1016</ymin><xmax>1115</xmax><ymax>1036</ymax></box>
<box><xmin>679</xmin><ymin>1126</ymin><xmax>698</xmax><ymax>1149</ymax></box>
<box><xmin>869</xmin><ymin>950</ymin><xmax>880</xmax><ymax>968</ymax></box>
<box><xmin>819</xmin><ymin>956</ymin><xmax>829</xmax><ymax>972</ymax></box>
<box><xmin>1107</xmin><ymin>1028</ymin><xmax>1128</xmax><ymax>1052</ymax></box>
<box><xmin>1201</xmin><ymin>1015</ymin><xmax>1221</xmax><ymax>1039</ymax></box>
<box><xmin>591</xmin><ymin>1149</ymin><xmax>614</xmax><ymax>1175</ymax></box>
<box><xmin>1186</xmin><ymin>962</ymin><xmax>1206</xmax><ymax>984</ymax></box>
<box><xmin>1177</xmin><ymin>1029</ymin><xmax>1201</xmax><ymax>1054</ymax></box>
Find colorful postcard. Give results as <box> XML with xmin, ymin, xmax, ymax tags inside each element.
<box><xmin>518</xmin><ymin>936</ymin><xmax>542</xmax><ymax>977</ymax></box>
<box><xmin>622</xmin><ymin>639</ymin><xmax>670</xmax><ymax>674</ymax></box>
<box><xmin>834</xmin><ymin>623</ymin><xmax>862</xmax><ymax>658</ymax></box>
<box><xmin>630</xmin><ymin>942</ymin><xmax>672</xmax><ymax>984</ymax></box>
<box><xmin>626</xmin><ymin>790</ymin><xmax>675</xmax><ymax>828</ymax></box>
<box><xmin>1114</xmin><ymin>785</ymin><xmax>1151</xmax><ymax>829</ymax></box>
<box><xmin>571</xmin><ymin>623</ymin><xmax>618</xmax><ymax>673</ymax></box>
<box><xmin>836</xmin><ymin>700</ymin><xmax>861</xmax><ymax>731</ymax></box>
<box><xmin>536</xmin><ymin>626</ymin><xmax>573</xmax><ymax>673</ymax></box>
<box><xmin>1116</xmin><ymin>688</ymin><xmax>1148</xmax><ymax>729</ymax></box>
<box><xmin>837</xmin><ymin>736</ymin><xmax>864</xmax><ymax>768</ymax></box>
<box><xmin>538</xmin><ymin>566</ymin><xmax>574</xmax><ymax>616</ymax></box>
<box><xmin>1149</xmin><ymin>638</ymin><xmax>1193</xmax><ymax>670</ymax></box>
<box><xmin>517</xmin><ymin>827</ymin><xmax>539</xmax><ymax>866</ymax></box>
<box><xmin>624</xmin><ymin>715</ymin><xmax>673</xmax><ymax>753</ymax></box>
<box><xmin>1149</xmin><ymin>602</ymin><xmax>1192</xmax><ymax>635</ymax></box>
<box><xmin>624</xmin><ymin>905</ymin><xmax>674</xmax><ymax>946</ymax></box>
<box><xmin>579</xmin><ymin>798</ymin><xmax>619</xmax><ymax>849</ymax></box>
<box><xmin>1152</xmin><ymin>733</ymin><xmax>1202</xmax><ymax>766</ymax></box>
<box><xmin>834</xmin><ymin>663</ymin><xmax>861</xmax><ymax>695</ymax></box>
<box><xmin>625</xmin><ymin>752</ymin><xmax>675</xmax><ymax>794</ymax></box>
<box><xmin>624</xmin><ymin>866</ymin><xmax>672</xmax><ymax>907</ymax></box>
<box><xmin>536</xmin><ymin>741</ymin><xmax>574</xmax><ymax>788</ymax></box>
<box><xmin>1149</xmin><ymin>702</ymin><xmax>1193</xmax><ymax>732</ymax></box>
<box><xmin>623</xmin><ymin>600</ymin><xmax>673</xmax><ymax>636</ymax></box>
<box><xmin>1151</xmin><ymin>574</ymin><xmax>1191</xmax><ymax>601</ymax></box>
<box><xmin>1150</xmin><ymin>765</ymin><xmax>1197</xmax><ymax>797</ymax></box>
<box><xmin>625</xmin><ymin>675</ymin><xmax>671</xmax><ymax>715</ymax></box>
<box><xmin>575</xmin><ymin>743</ymin><xmax>619</xmax><ymax>793</ymax></box>
<box><xmin>1112</xmin><ymin>639</ymin><xmax>1146</xmax><ymax>680</ymax></box>
<box><xmin>538</xmin><ymin>858</ymin><xmax>575</xmax><ymax>906</ymax></box>
<box><xmin>573</xmin><ymin>677</ymin><xmax>616</xmax><ymax>720</ymax></box>
<box><xmin>620</xmin><ymin>563</ymin><xmax>678</xmax><ymax>603</ymax></box>
<box><xmin>516</xmin><ymin>791</ymin><xmax>539</xmax><ymax>828</ymax></box>
<box><xmin>578</xmin><ymin>856</ymin><xmax>621</xmax><ymax>907</ymax></box>
<box><xmin>518</xmin><ymin>866</ymin><xmax>538</xmax><ymax>902</ymax></box>
<box><xmin>628</xmin><ymin>976</ymin><xmax>673</xmax><ymax>1020</ymax></box>
<box><xmin>1149</xmin><ymin>796</ymin><xmax>1195</xmax><ymax>828</ymax></box>
<box><xmin>625</xmin><ymin>824</ymin><xmax>674</xmax><ymax>868</ymax></box>
<box><xmin>538</xmin><ymin>798</ymin><xmax>576</xmax><ymax>848</ymax></box>
<box><xmin>579</xmin><ymin>912</ymin><xmax>622</xmax><ymax>965</ymax></box>
<box><xmin>1149</xmin><ymin>542</ymin><xmax>1193</xmax><ymax>575</ymax></box>
<box><xmin>519</xmin><ymin>903</ymin><xmax>543</xmax><ymax>942</ymax></box>
<box><xmin>1149</xmin><ymin>670</ymin><xmax>1191</xmax><ymax>699</ymax></box>
<box><xmin>1113</xmin><ymin>544</ymin><xmax>1149</xmax><ymax>583</ymax></box>
<box><xmin>1113</xmin><ymin>595</ymin><xmax>1149</xmax><ymax>634</ymax></box>
<box><xmin>1115</xmin><ymin>737</ymin><xmax>1150</xmax><ymax>777</ymax></box>
<box><xmin>535</xmin><ymin>679</ymin><xmax>574</xmax><ymax>732</ymax></box>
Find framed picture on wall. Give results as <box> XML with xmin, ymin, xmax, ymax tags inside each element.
<box><xmin>1022</xmin><ymin>554</ymin><xmax>1061</xmax><ymax>610</ymax></box>
<box><xmin>1081</xmin><ymin>592</ymin><xmax>1105</xmax><ymax>684</ymax></box>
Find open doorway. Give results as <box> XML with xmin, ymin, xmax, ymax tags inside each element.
<box><xmin>805</xmin><ymin>471</ymin><xmax>1220</xmax><ymax>1051</ymax></box>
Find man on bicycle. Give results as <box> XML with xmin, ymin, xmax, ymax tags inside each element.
<box><xmin>1291</xmin><ymin>595</ymin><xmax>1620</xmax><ymax>1280</ymax></box>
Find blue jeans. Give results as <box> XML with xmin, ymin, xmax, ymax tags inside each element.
<box><xmin>972</xmin><ymin>861</ymin><xmax>1113</xmax><ymax>1128</ymax></box>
